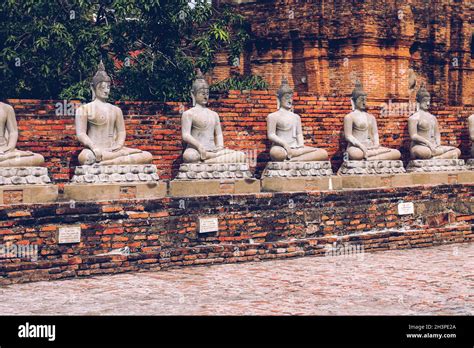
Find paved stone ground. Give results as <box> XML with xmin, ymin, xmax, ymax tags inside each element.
<box><xmin>0</xmin><ymin>243</ymin><xmax>472</xmax><ymax>315</ymax></box>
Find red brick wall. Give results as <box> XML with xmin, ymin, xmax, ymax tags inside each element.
<box><xmin>6</xmin><ymin>93</ymin><xmax>474</xmax><ymax>181</ymax></box>
<box><xmin>0</xmin><ymin>184</ymin><xmax>472</xmax><ymax>284</ymax></box>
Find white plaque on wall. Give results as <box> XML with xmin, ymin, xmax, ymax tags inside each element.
<box><xmin>199</xmin><ymin>217</ymin><xmax>219</xmax><ymax>233</ymax></box>
<box><xmin>58</xmin><ymin>225</ymin><xmax>82</xmax><ymax>244</ymax></box>
<box><xmin>397</xmin><ymin>202</ymin><xmax>414</xmax><ymax>215</ymax></box>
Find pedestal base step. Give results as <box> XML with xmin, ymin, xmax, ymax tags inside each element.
<box><xmin>262</xmin><ymin>176</ymin><xmax>340</xmax><ymax>192</ymax></box>
<box><xmin>406</xmin><ymin>159</ymin><xmax>466</xmax><ymax>173</ymax></box>
<box><xmin>262</xmin><ymin>161</ymin><xmax>333</xmax><ymax>178</ymax></box>
<box><xmin>170</xmin><ymin>179</ymin><xmax>260</xmax><ymax>196</ymax></box>
<box><xmin>337</xmin><ymin>160</ymin><xmax>405</xmax><ymax>175</ymax></box>
<box><xmin>63</xmin><ymin>182</ymin><xmax>167</xmax><ymax>202</ymax></box>
<box><xmin>0</xmin><ymin>185</ymin><xmax>58</xmax><ymax>204</ymax></box>
<box><xmin>72</xmin><ymin>164</ymin><xmax>159</xmax><ymax>183</ymax></box>
<box><xmin>0</xmin><ymin>167</ymin><xmax>51</xmax><ymax>185</ymax></box>
<box><xmin>175</xmin><ymin>163</ymin><xmax>253</xmax><ymax>180</ymax></box>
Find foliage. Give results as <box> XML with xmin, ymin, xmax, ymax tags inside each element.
<box><xmin>209</xmin><ymin>74</ymin><xmax>268</xmax><ymax>93</ymax></box>
<box><xmin>0</xmin><ymin>0</ymin><xmax>258</xmax><ymax>102</ymax></box>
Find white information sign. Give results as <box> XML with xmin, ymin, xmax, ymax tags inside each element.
<box><xmin>199</xmin><ymin>217</ymin><xmax>219</xmax><ymax>233</ymax></box>
<box><xmin>397</xmin><ymin>202</ymin><xmax>414</xmax><ymax>215</ymax></box>
<box><xmin>58</xmin><ymin>226</ymin><xmax>82</xmax><ymax>244</ymax></box>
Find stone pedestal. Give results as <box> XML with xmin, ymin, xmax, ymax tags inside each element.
<box><xmin>72</xmin><ymin>164</ymin><xmax>159</xmax><ymax>183</ymax></box>
<box><xmin>337</xmin><ymin>160</ymin><xmax>405</xmax><ymax>175</ymax></box>
<box><xmin>175</xmin><ymin>162</ymin><xmax>252</xmax><ymax>180</ymax></box>
<box><xmin>172</xmin><ymin>162</ymin><xmax>258</xmax><ymax>196</ymax></box>
<box><xmin>262</xmin><ymin>161</ymin><xmax>333</xmax><ymax>178</ymax></box>
<box><xmin>467</xmin><ymin>159</ymin><xmax>474</xmax><ymax>170</ymax></box>
<box><xmin>262</xmin><ymin>176</ymin><xmax>341</xmax><ymax>192</ymax></box>
<box><xmin>0</xmin><ymin>185</ymin><xmax>58</xmax><ymax>204</ymax></box>
<box><xmin>63</xmin><ymin>182</ymin><xmax>167</xmax><ymax>202</ymax></box>
<box><xmin>406</xmin><ymin>159</ymin><xmax>466</xmax><ymax>173</ymax></box>
<box><xmin>0</xmin><ymin>167</ymin><xmax>51</xmax><ymax>185</ymax></box>
<box><xmin>169</xmin><ymin>179</ymin><xmax>260</xmax><ymax>197</ymax></box>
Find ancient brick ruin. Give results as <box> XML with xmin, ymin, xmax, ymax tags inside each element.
<box><xmin>214</xmin><ymin>0</ymin><xmax>474</xmax><ymax>106</ymax></box>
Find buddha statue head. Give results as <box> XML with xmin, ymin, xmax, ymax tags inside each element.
<box><xmin>191</xmin><ymin>69</ymin><xmax>209</xmax><ymax>107</ymax></box>
<box><xmin>91</xmin><ymin>60</ymin><xmax>111</xmax><ymax>101</ymax></box>
<box><xmin>351</xmin><ymin>80</ymin><xmax>367</xmax><ymax>111</ymax></box>
<box><xmin>276</xmin><ymin>77</ymin><xmax>293</xmax><ymax>110</ymax></box>
<box><xmin>416</xmin><ymin>83</ymin><xmax>430</xmax><ymax>111</ymax></box>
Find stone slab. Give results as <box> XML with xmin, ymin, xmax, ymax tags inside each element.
<box><xmin>409</xmin><ymin>171</ymin><xmax>474</xmax><ymax>186</ymax></box>
<box><xmin>175</xmin><ymin>162</ymin><xmax>253</xmax><ymax>180</ymax></box>
<box><xmin>457</xmin><ymin>171</ymin><xmax>474</xmax><ymax>183</ymax></box>
<box><xmin>0</xmin><ymin>185</ymin><xmax>58</xmax><ymax>205</ymax></box>
<box><xmin>0</xmin><ymin>167</ymin><xmax>51</xmax><ymax>185</ymax></box>
<box><xmin>262</xmin><ymin>176</ymin><xmax>342</xmax><ymax>192</ymax></box>
<box><xmin>406</xmin><ymin>159</ymin><xmax>466</xmax><ymax>173</ymax></box>
<box><xmin>63</xmin><ymin>182</ymin><xmax>167</xmax><ymax>202</ymax></box>
<box><xmin>337</xmin><ymin>160</ymin><xmax>405</xmax><ymax>175</ymax></box>
<box><xmin>262</xmin><ymin>161</ymin><xmax>333</xmax><ymax>178</ymax></box>
<box><xmin>261</xmin><ymin>171</ymin><xmax>474</xmax><ymax>193</ymax></box>
<box><xmin>340</xmin><ymin>172</ymin><xmax>473</xmax><ymax>189</ymax></box>
<box><xmin>72</xmin><ymin>164</ymin><xmax>159</xmax><ymax>183</ymax></box>
<box><xmin>169</xmin><ymin>179</ymin><xmax>260</xmax><ymax>197</ymax></box>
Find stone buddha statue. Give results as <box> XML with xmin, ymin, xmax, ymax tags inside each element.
<box><xmin>181</xmin><ymin>70</ymin><xmax>246</xmax><ymax>164</ymax></box>
<box><xmin>0</xmin><ymin>102</ymin><xmax>45</xmax><ymax>167</ymax></box>
<box><xmin>343</xmin><ymin>81</ymin><xmax>401</xmax><ymax>161</ymax></box>
<box><xmin>75</xmin><ymin>61</ymin><xmax>153</xmax><ymax>166</ymax></box>
<box><xmin>267</xmin><ymin>77</ymin><xmax>328</xmax><ymax>162</ymax></box>
<box><xmin>408</xmin><ymin>84</ymin><xmax>461</xmax><ymax>160</ymax></box>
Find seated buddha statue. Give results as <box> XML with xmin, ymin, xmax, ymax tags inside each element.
<box><xmin>0</xmin><ymin>102</ymin><xmax>45</xmax><ymax>167</ymax></box>
<box><xmin>408</xmin><ymin>84</ymin><xmax>461</xmax><ymax>159</ymax></box>
<box><xmin>344</xmin><ymin>81</ymin><xmax>401</xmax><ymax>161</ymax></box>
<box><xmin>181</xmin><ymin>70</ymin><xmax>246</xmax><ymax>164</ymax></box>
<box><xmin>468</xmin><ymin>114</ymin><xmax>474</xmax><ymax>158</ymax></box>
<box><xmin>75</xmin><ymin>61</ymin><xmax>153</xmax><ymax>165</ymax></box>
<box><xmin>267</xmin><ymin>77</ymin><xmax>328</xmax><ymax>162</ymax></box>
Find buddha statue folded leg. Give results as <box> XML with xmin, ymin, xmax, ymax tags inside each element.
<box><xmin>182</xmin><ymin>147</ymin><xmax>246</xmax><ymax>164</ymax></box>
<box><xmin>411</xmin><ymin>144</ymin><xmax>460</xmax><ymax>159</ymax></box>
<box><xmin>346</xmin><ymin>146</ymin><xmax>365</xmax><ymax>160</ymax></box>
<box><xmin>289</xmin><ymin>146</ymin><xmax>328</xmax><ymax>162</ymax></box>
<box><xmin>348</xmin><ymin>146</ymin><xmax>400</xmax><ymax>161</ymax></box>
<box><xmin>410</xmin><ymin>145</ymin><xmax>432</xmax><ymax>159</ymax></box>
<box><xmin>78</xmin><ymin>147</ymin><xmax>153</xmax><ymax>165</ymax></box>
<box><xmin>366</xmin><ymin>147</ymin><xmax>401</xmax><ymax>160</ymax></box>
<box><xmin>269</xmin><ymin>146</ymin><xmax>289</xmax><ymax>161</ymax></box>
<box><xmin>204</xmin><ymin>148</ymin><xmax>246</xmax><ymax>163</ymax></box>
<box><xmin>270</xmin><ymin>145</ymin><xmax>328</xmax><ymax>162</ymax></box>
<box><xmin>431</xmin><ymin>145</ymin><xmax>461</xmax><ymax>159</ymax></box>
<box><xmin>0</xmin><ymin>149</ymin><xmax>45</xmax><ymax>167</ymax></box>
<box><xmin>183</xmin><ymin>148</ymin><xmax>201</xmax><ymax>163</ymax></box>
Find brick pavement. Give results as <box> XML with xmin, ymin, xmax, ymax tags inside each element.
<box><xmin>0</xmin><ymin>243</ymin><xmax>472</xmax><ymax>315</ymax></box>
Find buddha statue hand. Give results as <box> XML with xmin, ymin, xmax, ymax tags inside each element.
<box><xmin>109</xmin><ymin>144</ymin><xmax>123</xmax><ymax>152</ymax></box>
<box><xmin>427</xmin><ymin>143</ymin><xmax>435</xmax><ymax>152</ymax></box>
<box><xmin>359</xmin><ymin>144</ymin><xmax>368</xmax><ymax>160</ymax></box>
<box><xmin>198</xmin><ymin>146</ymin><xmax>207</xmax><ymax>161</ymax></box>
<box><xmin>367</xmin><ymin>144</ymin><xmax>378</xmax><ymax>150</ymax></box>
<box><xmin>0</xmin><ymin>146</ymin><xmax>13</xmax><ymax>154</ymax></box>
<box><xmin>92</xmin><ymin>147</ymin><xmax>103</xmax><ymax>162</ymax></box>
<box><xmin>283</xmin><ymin>144</ymin><xmax>292</xmax><ymax>159</ymax></box>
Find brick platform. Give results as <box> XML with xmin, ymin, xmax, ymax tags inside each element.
<box><xmin>0</xmin><ymin>183</ymin><xmax>472</xmax><ymax>285</ymax></box>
